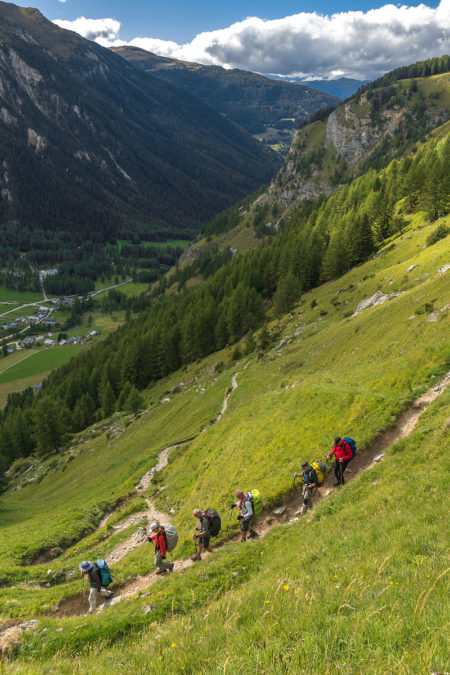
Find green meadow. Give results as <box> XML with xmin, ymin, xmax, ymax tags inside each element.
<box><xmin>0</xmin><ymin>288</ymin><xmax>43</xmax><ymax>304</ymax></box>
<box><xmin>0</xmin><ymin>346</ymin><xmax>84</xmax><ymax>385</ymax></box>
<box><xmin>0</xmin><ymin>212</ymin><xmax>449</xmax><ymax>672</ymax></box>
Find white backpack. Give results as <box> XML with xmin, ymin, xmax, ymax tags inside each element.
<box><xmin>163</xmin><ymin>524</ymin><xmax>178</xmax><ymax>552</ymax></box>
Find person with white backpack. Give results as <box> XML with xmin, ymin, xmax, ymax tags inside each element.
<box><xmin>148</xmin><ymin>522</ymin><xmax>176</xmax><ymax>574</ymax></box>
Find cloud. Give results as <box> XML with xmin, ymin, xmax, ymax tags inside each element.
<box><xmin>53</xmin><ymin>17</ymin><xmax>121</xmax><ymax>42</ymax></box>
<box><xmin>53</xmin><ymin>0</ymin><xmax>450</xmax><ymax>79</ymax></box>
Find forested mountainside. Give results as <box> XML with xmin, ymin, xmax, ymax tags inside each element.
<box><xmin>112</xmin><ymin>46</ymin><xmax>339</xmax><ymax>154</ymax></box>
<box><xmin>0</xmin><ymin>3</ymin><xmax>277</xmax><ymax>256</ymax></box>
<box><xmin>0</xmin><ymin>64</ymin><xmax>448</xmax><ymax>476</ymax></box>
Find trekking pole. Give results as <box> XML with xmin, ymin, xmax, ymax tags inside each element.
<box><xmin>292</xmin><ymin>475</ymin><xmax>297</xmax><ymax>494</ymax></box>
<box><xmin>226</xmin><ymin>507</ymin><xmax>233</xmax><ymax>538</ymax></box>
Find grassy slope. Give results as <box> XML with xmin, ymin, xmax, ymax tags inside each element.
<box><xmin>1</xmin><ymin>213</ymin><xmax>449</xmax><ymax>672</ymax></box>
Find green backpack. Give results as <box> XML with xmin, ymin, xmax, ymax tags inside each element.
<box><xmin>249</xmin><ymin>489</ymin><xmax>263</xmax><ymax>517</ymax></box>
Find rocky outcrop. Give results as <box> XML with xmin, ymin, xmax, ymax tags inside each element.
<box><xmin>326</xmin><ymin>102</ymin><xmax>403</xmax><ymax>165</ymax></box>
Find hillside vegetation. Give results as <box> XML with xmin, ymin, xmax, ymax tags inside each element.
<box><xmin>0</xmin><ymin>197</ymin><xmax>448</xmax><ymax>672</ymax></box>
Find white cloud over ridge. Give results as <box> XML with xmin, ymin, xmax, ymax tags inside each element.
<box><xmin>53</xmin><ymin>0</ymin><xmax>450</xmax><ymax>79</ymax></box>
<box><xmin>53</xmin><ymin>17</ymin><xmax>120</xmax><ymax>42</ymax></box>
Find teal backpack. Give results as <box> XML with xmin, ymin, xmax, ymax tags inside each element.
<box><xmin>97</xmin><ymin>559</ymin><xmax>113</xmax><ymax>587</ymax></box>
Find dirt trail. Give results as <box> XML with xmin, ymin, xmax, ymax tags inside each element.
<box><xmin>98</xmin><ymin>370</ymin><xmax>244</xmax><ymax>562</ymax></box>
<box><xmin>52</xmin><ymin>371</ymin><xmax>449</xmax><ymax>618</ymax></box>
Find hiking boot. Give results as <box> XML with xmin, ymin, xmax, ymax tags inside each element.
<box><xmin>155</xmin><ymin>568</ymin><xmax>168</xmax><ymax>575</ymax></box>
<box><xmin>333</xmin><ymin>482</ymin><xmax>341</xmax><ymax>486</ymax></box>
<box><xmin>190</xmin><ymin>553</ymin><xmax>202</xmax><ymax>562</ymax></box>
<box><xmin>169</xmin><ymin>563</ymin><xmax>175</xmax><ymax>572</ymax></box>
<box><xmin>248</xmin><ymin>529</ymin><xmax>259</xmax><ymax>539</ymax></box>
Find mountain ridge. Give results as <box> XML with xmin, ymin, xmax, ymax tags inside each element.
<box><xmin>112</xmin><ymin>45</ymin><xmax>340</xmax><ymax>154</ymax></box>
<box><xmin>0</xmin><ymin>2</ymin><xmax>278</xmax><ymax>239</ymax></box>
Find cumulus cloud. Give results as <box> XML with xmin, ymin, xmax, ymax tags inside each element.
<box><xmin>53</xmin><ymin>17</ymin><xmax>121</xmax><ymax>42</ymax></box>
<box><xmin>53</xmin><ymin>0</ymin><xmax>450</xmax><ymax>79</ymax></box>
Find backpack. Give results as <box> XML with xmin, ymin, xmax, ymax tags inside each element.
<box><xmin>249</xmin><ymin>489</ymin><xmax>263</xmax><ymax>517</ymax></box>
<box><xmin>310</xmin><ymin>461</ymin><xmax>326</xmax><ymax>485</ymax></box>
<box><xmin>162</xmin><ymin>524</ymin><xmax>178</xmax><ymax>552</ymax></box>
<box><xmin>96</xmin><ymin>559</ymin><xmax>112</xmax><ymax>587</ymax></box>
<box><xmin>344</xmin><ymin>437</ymin><xmax>357</xmax><ymax>458</ymax></box>
<box><xmin>204</xmin><ymin>508</ymin><xmax>221</xmax><ymax>537</ymax></box>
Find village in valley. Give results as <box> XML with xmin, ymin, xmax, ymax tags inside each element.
<box><xmin>1</xmin><ymin>294</ymin><xmax>101</xmax><ymax>355</ymax></box>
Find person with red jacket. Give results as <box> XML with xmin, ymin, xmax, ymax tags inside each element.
<box><xmin>149</xmin><ymin>522</ymin><xmax>174</xmax><ymax>575</ymax></box>
<box><xmin>329</xmin><ymin>436</ymin><xmax>353</xmax><ymax>485</ymax></box>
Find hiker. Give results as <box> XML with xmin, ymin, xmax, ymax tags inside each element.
<box><xmin>294</xmin><ymin>461</ymin><xmax>318</xmax><ymax>514</ymax></box>
<box><xmin>231</xmin><ymin>490</ymin><xmax>257</xmax><ymax>542</ymax></box>
<box><xmin>329</xmin><ymin>436</ymin><xmax>353</xmax><ymax>485</ymax></box>
<box><xmin>149</xmin><ymin>522</ymin><xmax>174</xmax><ymax>574</ymax></box>
<box><xmin>79</xmin><ymin>561</ymin><xmax>113</xmax><ymax>614</ymax></box>
<box><xmin>191</xmin><ymin>509</ymin><xmax>213</xmax><ymax>562</ymax></box>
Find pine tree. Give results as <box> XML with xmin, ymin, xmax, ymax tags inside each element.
<box><xmin>273</xmin><ymin>272</ymin><xmax>300</xmax><ymax>316</ymax></box>
<box><xmin>33</xmin><ymin>397</ymin><xmax>68</xmax><ymax>455</ymax></box>
<box><xmin>124</xmin><ymin>386</ymin><xmax>144</xmax><ymax>416</ymax></box>
<box><xmin>99</xmin><ymin>379</ymin><xmax>115</xmax><ymax>418</ymax></box>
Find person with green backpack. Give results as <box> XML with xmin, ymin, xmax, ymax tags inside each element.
<box><xmin>79</xmin><ymin>560</ymin><xmax>113</xmax><ymax>614</ymax></box>
<box><xmin>231</xmin><ymin>489</ymin><xmax>262</xmax><ymax>541</ymax></box>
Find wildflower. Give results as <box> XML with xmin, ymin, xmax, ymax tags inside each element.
<box><xmin>335</xmin><ymin>564</ymin><xmax>339</xmax><ymax>568</ymax></box>
<box><xmin>155</xmin><ymin>635</ymin><xmax>160</xmax><ymax>640</ymax></box>
<box><xmin>390</xmin><ymin>582</ymin><xmax>394</xmax><ymax>585</ymax></box>
<box><xmin>283</xmin><ymin>585</ymin><xmax>289</xmax><ymax>591</ymax></box>
<box><xmin>171</xmin><ymin>643</ymin><xmax>176</xmax><ymax>648</ymax></box>
<box><xmin>294</xmin><ymin>590</ymin><xmax>298</xmax><ymax>595</ymax></box>
<box><xmin>265</xmin><ymin>600</ymin><xmax>270</xmax><ymax>604</ymax></box>
<box><xmin>132</xmin><ymin>642</ymin><xmax>136</xmax><ymax>645</ymax></box>
<box><xmin>426</xmin><ymin>574</ymin><xmax>430</xmax><ymax>578</ymax></box>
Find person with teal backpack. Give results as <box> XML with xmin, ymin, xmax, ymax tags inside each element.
<box><xmin>231</xmin><ymin>489</ymin><xmax>262</xmax><ymax>541</ymax></box>
<box><xmin>79</xmin><ymin>560</ymin><xmax>113</xmax><ymax>614</ymax></box>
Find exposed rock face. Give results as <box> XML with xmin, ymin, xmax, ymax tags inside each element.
<box><xmin>326</xmin><ymin>103</ymin><xmax>402</xmax><ymax>165</ymax></box>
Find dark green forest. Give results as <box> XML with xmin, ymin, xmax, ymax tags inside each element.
<box><xmin>1</xmin><ymin>132</ymin><xmax>448</xmax><ymax>479</ymax></box>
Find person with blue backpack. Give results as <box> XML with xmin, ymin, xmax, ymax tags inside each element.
<box><xmin>79</xmin><ymin>560</ymin><xmax>113</xmax><ymax>613</ymax></box>
<box><xmin>329</xmin><ymin>436</ymin><xmax>356</xmax><ymax>485</ymax></box>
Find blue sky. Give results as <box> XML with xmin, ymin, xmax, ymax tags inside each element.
<box><xmin>14</xmin><ymin>0</ymin><xmax>450</xmax><ymax>79</ymax></box>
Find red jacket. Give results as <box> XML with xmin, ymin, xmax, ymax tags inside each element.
<box><xmin>330</xmin><ymin>441</ymin><xmax>353</xmax><ymax>463</ymax></box>
<box><xmin>151</xmin><ymin>528</ymin><xmax>167</xmax><ymax>557</ymax></box>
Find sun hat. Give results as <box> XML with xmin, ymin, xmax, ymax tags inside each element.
<box><xmin>79</xmin><ymin>561</ymin><xmax>93</xmax><ymax>572</ymax></box>
<box><xmin>149</xmin><ymin>522</ymin><xmax>159</xmax><ymax>532</ymax></box>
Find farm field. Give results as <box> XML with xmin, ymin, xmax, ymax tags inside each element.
<box><xmin>0</xmin><ymin>344</ymin><xmax>83</xmax><ymax>385</ymax></box>
<box><xmin>0</xmin><ymin>287</ymin><xmax>43</xmax><ymax>304</ymax></box>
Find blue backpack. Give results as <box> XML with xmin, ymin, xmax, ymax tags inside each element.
<box><xmin>96</xmin><ymin>559</ymin><xmax>113</xmax><ymax>587</ymax></box>
<box><xmin>344</xmin><ymin>437</ymin><xmax>357</xmax><ymax>458</ymax></box>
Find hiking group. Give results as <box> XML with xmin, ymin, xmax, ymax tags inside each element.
<box><xmin>80</xmin><ymin>434</ymin><xmax>356</xmax><ymax>612</ymax></box>
<box><xmin>294</xmin><ymin>435</ymin><xmax>357</xmax><ymax>515</ymax></box>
